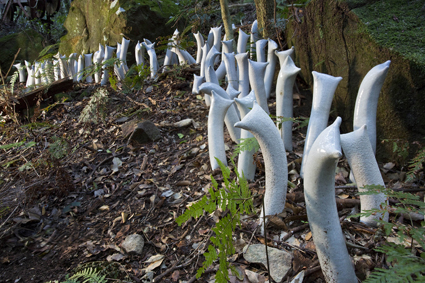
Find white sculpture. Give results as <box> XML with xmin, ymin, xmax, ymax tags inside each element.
<box><xmin>216</xmin><ymin>39</ymin><xmax>234</xmax><ymax>81</ymax></box>
<box><xmin>234</xmin><ymin>94</ymin><xmax>257</xmax><ymax>180</ymax></box>
<box><xmin>199</xmin><ymin>82</ymin><xmax>241</xmax><ymax>144</ymax></box>
<box><xmin>77</xmin><ymin>55</ymin><xmax>84</xmax><ymax>82</ymax></box>
<box><xmin>142</xmin><ymin>42</ymin><xmax>158</xmax><ymax>80</ymax></box>
<box><xmin>303</xmin><ymin>117</ymin><xmax>357</xmax><ymax>283</ymax></box>
<box><xmin>119</xmin><ymin>37</ymin><xmax>130</xmax><ymax>72</ymax></box>
<box><xmin>250</xmin><ymin>20</ymin><xmax>259</xmax><ymax>59</ymax></box>
<box><xmin>208</xmin><ymin>90</ymin><xmax>234</xmax><ymax>170</ymax></box>
<box><xmin>300</xmin><ymin>71</ymin><xmax>342</xmax><ymax>178</ymax></box>
<box><xmin>340</xmin><ymin>125</ymin><xmax>389</xmax><ymax>226</ymax></box>
<box><xmin>223</xmin><ymin>52</ymin><xmax>238</xmax><ymax>90</ymax></box>
<box><xmin>84</xmin><ymin>54</ymin><xmax>93</xmax><ymax>83</ymax></box>
<box><xmin>192</xmin><ymin>74</ymin><xmax>205</xmax><ymax>96</ymax></box>
<box><xmin>235</xmin><ymin>52</ymin><xmax>249</xmax><ymax>98</ymax></box>
<box><xmin>235</xmin><ymin>102</ymin><xmax>288</xmax><ymax>232</ymax></box>
<box><xmin>135</xmin><ymin>41</ymin><xmax>145</xmax><ymax>67</ymax></box>
<box><xmin>13</xmin><ymin>63</ymin><xmax>26</xmax><ymax>83</ymax></box>
<box><xmin>275</xmin><ymin>55</ymin><xmax>301</xmax><ymax>152</ymax></box>
<box><xmin>264</xmin><ymin>39</ymin><xmax>278</xmax><ymax>99</ymax></box>
<box><xmin>194</xmin><ymin>31</ymin><xmax>204</xmax><ymax>64</ymax></box>
<box><xmin>255</xmin><ymin>39</ymin><xmax>267</xmax><ymax>63</ymax></box>
<box><xmin>248</xmin><ymin>60</ymin><xmax>269</xmax><ymax>114</ymax></box>
<box><xmin>53</xmin><ymin>60</ymin><xmax>60</xmax><ymax>81</ymax></box>
<box><xmin>237</xmin><ymin>29</ymin><xmax>250</xmax><ymax>54</ymax></box>
<box><xmin>101</xmin><ymin>45</ymin><xmax>116</xmax><ymax>86</ymax></box>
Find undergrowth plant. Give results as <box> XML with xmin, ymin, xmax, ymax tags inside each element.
<box><xmin>350</xmin><ymin>185</ymin><xmax>425</xmax><ymax>282</ymax></box>
<box><xmin>78</xmin><ymin>88</ymin><xmax>109</xmax><ymax>124</ymax></box>
<box><xmin>45</xmin><ymin>267</ymin><xmax>107</xmax><ymax>283</ymax></box>
<box><xmin>176</xmin><ymin>158</ymin><xmax>255</xmax><ymax>282</ymax></box>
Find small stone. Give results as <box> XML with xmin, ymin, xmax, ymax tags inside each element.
<box><xmin>122</xmin><ymin>234</ymin><xmax>144</xmax><ymax>254</ymax></box>
<box><xmin>121</xmin><ymin>120</ymin><xmax>161</xmax><ymax>145</ymax></box>
<box><xmin>146</xmin><ymin>86</ymin><xmax>153</xmax><ymax>93</ymax></box>
<box><xmin>243</xmin><ymin>244</ymin><xmax>293</xmax><ymax>282</ymax></box>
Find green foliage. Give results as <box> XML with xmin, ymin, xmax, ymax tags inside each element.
<box><xmin>166</xmin><ymin>0</ymin><xmax>215</xmax><ymax>32</ymax></box>
<box><xmin>78</xmin><ymin>88</ymin><xmax>109</xmax><ymax>124</ymax></box>
<box><xmin>176</xmin><ymin>158</ymin><xmax>254</xmax><ymax>282</ymax></box>
<box><xmin>349</xmin><ymin>185</ymin><xmax>425</xmax><ymax>282</ymax></box>
<box><xmin>406</xmin><ymin>146</ymin><xmax>425</xmax><ymax>182</ymax></box>
<box><xmin>274</xmin><ymin>115</ymin><xmax>310</xmax><ymax>131</ymax></box>
<box><xmin>49</xmin><ymin>136</ymin><xmax>69</xmax><ymax>159</ymax></box>
<box><xmin>232</xmin><ymin>137</ymin><xmax>260</xmax><ymax>159</ymax></box>
<box><xmin>381</xmin><ymin>139</ymin><xmax>410</xmax><ymax>166</ymax></box>
<box><xmin>45</xmin><ymin>267</ymin><xmax>107</xmax><ymax>283</ymax></box>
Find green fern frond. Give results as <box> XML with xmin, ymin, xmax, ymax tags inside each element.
<box><xmin>9</xmin><ymin>71</ymin><xmax>19</xmax><ymax>95</ymax></box>
<box><xmin>232</xmin><ymin>137</ymin><xmax>259</xmax><ymax>158</ymax></box>
<box><xmin>68</xmin><ymin>267</ymin><xmax>107</xmax><ymax>283</ymax></box>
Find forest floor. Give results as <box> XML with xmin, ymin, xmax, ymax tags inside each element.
<box><xmin>0</xmin><ymin>62</ymin><xmax>422</xmax><ymax>283</ymax></box>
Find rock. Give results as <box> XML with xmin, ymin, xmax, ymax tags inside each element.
<box><xmin>121</xmin><ymin>120</ymin><xmax>161</xmax><ymax>144</ymax></box>
<box><xmin>58</xmin><ymin>0</ymin><xmax>179</xmax><ymax>60</ymax></box>
<box><xmin>285</xmin><ymin>0</ymin><xmax>425</xmax><ymax>160</ymax></box>
<box><xmin>122</xmin><ymin>233</ymin><xmax>144</xmax><ymax>254</ymax></box>
<box><xmin>0</xmin><ymin>29</ymin><xmax>45</xmax><ymax>71</ymax></box>
<box><xmin>243</xmin><ymin>244</ymin><xmax>293</xmax><ymax>282</ymax></box>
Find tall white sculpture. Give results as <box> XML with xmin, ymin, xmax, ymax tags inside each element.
<box><xmin>264</xmin><ymin>39</ymin><xmax>278</xmax><ymax>99</ymax></box>
<box><xmin>304</xmin><ymin>117</ymin><xmax>357</xmax><ymax>283</ymax></box>
<box><xmin>300</xmin><ymin>71</ymin><xmax>342</xmax><ymax>178</ymax></box>
<box><xmin>235</xmin><ymin>52</ymin><xmax>249</xmax><ymax>98</ymax></box>
<box><xmin>248</xmin><ymin>60</ymin><xmax>269</xmax><ymax>113</ymax></box>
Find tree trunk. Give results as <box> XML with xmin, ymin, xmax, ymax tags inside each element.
<box><xmin>220</xmin><ymin>0</ymin><xmax>234</xmax><ymax>42</ymax></box>
<box><xmin>254</xmin><ymin>0</ymin><xmax>274</xmax><ymax>38</ymax></box>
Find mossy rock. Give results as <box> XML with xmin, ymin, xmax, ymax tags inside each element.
<box><xmin>0</xmin><ymin>30</ymin><xmax>45</xmax><ymax>72</ymax></box>
<box><xmin>58</xmin><ymin>0</ymin><xmax>179</xmax><ymax>63</ymax></box>
<box><xmin>285</xmin><ymin>0</ymin><xmax>425</xmax><ymax>161</ymax></box>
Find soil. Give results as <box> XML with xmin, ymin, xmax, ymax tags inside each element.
<box><xmin>0</xmin><ymin>58</ymin><xmax>423</xmax><ymax>283</ymax></box>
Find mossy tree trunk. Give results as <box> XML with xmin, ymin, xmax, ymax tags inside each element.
<box><xmin>220</xmin><ymin>0</ymin><xmax>234</xmax><ymax>42</ymax></box>
<box><xmin>254</xmin><ymin>0</ymin><xmax>274</xmax><ymax>38</ymax></box>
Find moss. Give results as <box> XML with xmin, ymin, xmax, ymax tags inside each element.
<box><xmin>349</xmin><ymin>0</ymin><xmax>425</xmax><ymax>72</ymax></box>
<box><xmin>123</xmin><ymin>0</ymin><xmax>179</xmax><ymax>18</ymax></box>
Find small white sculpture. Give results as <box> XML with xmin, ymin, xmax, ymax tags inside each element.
<box><xmin>194</xmin><ymin>31</ymin><xmax>204</xmax><ymax>64</ymax></box>
<box><xmin>303</xmin><ymin>117</ymin><xmax>357</xmax><ymax>283</ymax></box>
<box><xmin>192</xmin><ymin>74</ymin><xmax>205</xmax><ymax>95</ymax></box>
<box><xmin>216</xmin><ymin>39</ymin><xmax>234</xmax><ymax>81</ymax></box>
<box><xmin>300</xmin><ymin>71</ymin><xmax>342</xmax><ymax>178</ymax></box>
<box><xmin>264</xmin><ymin>39</ymin><xmax>278</xmax><ymax>99</ymax></box>
<box><xmin>237</xmin><ymin>29</ymin><xmax>250</xmax><ymax>54</ymax></box>
<box><xmin>248</xmin><ymin>60</ymin><xmax>269</xmax><ymax>114</ymax></box>
<box><xmin>340</xmin><ymin>125</ymin><xmax>388</xmax><ymax>227</ymax></box>
<box><xmin>208</xmin><ymin>90</ymin><xmax>234</xmax><ymax>170</ymax></box>
<box><xmin>255</xmin><ymin>39</ymin><xmax>267</xmax><ymax>63</ymax></box>
<box><xmin>223</xmin><ymin>52</ymin><xmax>239</xmax><ymax>92</ymax></box>
<box><xmin>275</xmin><ymin>55</ymin><xmax>301</xmax><ymax>151</ymax></box>
<box><xmin>84</xmin><ymin>54</ymin><xmax>93</xmax><ymax>83</ymax></box>
<box><xmin>77</xmin><ymin>55</ymin><xmax>84</xmax><ymax>82</ymax></box>
<box><xmin>142</xmin><ymin>42</ymin><xmax>158</xmax><ymax>80</ymax></box>
<box><xmin>13</xmin><ymin>63</ymin><xmax>26</xmax><ymax>83</ymax></box>
<box><xmin>250</xmin><ymin>20</ymin><xmax>259</xmax><ymax>59</ymax></box>
<box><xmin>235</xmin><ymin>52</ymin><xmax>249</xmax><ymax>97</ymax></box>
<box><xmin>135</xmin><ymin>41</ymin><xmax>145</xmax><ymax>67</ymax></box>
<box><xmin>235</xmin><ymin>102</ymin><xmax>288</xmax><ymax>233</ymax></box>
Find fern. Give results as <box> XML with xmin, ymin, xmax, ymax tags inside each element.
<box><xmin>176</xmin><ymin>158</ymin><xmax>254</xmax><ymax>282</ymax></box>
<box><xmin>68</xmin><ymin>267</ymin><xmax>107</xmax><ymax>283</ymax></box>
<box><xmin>406</xmin><ymin>147</ymin><xmax>425</xmax><ymax>182</ymax></box>
<box><xmin>232</xmin><ymin>137</ymin><xmax>260</xmax><ymax>158</ymax></box>
<box><xmin>49</xmin><ymin>136</ymin><xmax>69</xmax><ymax>159</ymax></box>
<box><xmin>349</xmin><ymin>185</ymin><xmax>425</xmax><ymax>282</ymax></box>
<box><xmin>78</xmin><ymin>88</ymin><xmax>109</xmax><ymax>124</ymax></box>
<box><xmin>9</xmin><ymin>70</ymin><xmax>19</xmax><ymax>95</ymax></box>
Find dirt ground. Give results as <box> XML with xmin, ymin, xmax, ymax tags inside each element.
<box><xmin>0</xmin><ymin>56</ymin><xmax>423</xmax><ymax>283</ymax></box>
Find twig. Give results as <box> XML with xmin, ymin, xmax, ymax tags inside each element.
<box><xmin>187</xmin><ymin>267</ymin><xmax>216</xmax><ymax>283</ymax></box>
<box><xmin>0</xmin><ymin>205</ymin><xmax>19</xmax><ymax>230</ymax></box>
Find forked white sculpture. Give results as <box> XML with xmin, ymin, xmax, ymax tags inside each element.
<box><xmin>235</xmin><ymin>52</ymin><xmax>249</xmax><ymax>98</ymax></box>
<box><xmin>248</xmin><ymin>60</ymin><xmax>269</xmax><ymax>113</ymax></box>
<box><xmin>304</xmin><ymin>117</ymin><xmax>357</xmax><ymax>283</ymax></box>
<box><xmin>264</xmin><ymin>39</ymin><xmax>278</xmax><ymax>99</ymax></box>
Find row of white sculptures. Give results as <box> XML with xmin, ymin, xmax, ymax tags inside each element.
<box><xmin>13</xmin><ymin>21</ymin><xmax>392</xmax><ymax>282</ymax></box>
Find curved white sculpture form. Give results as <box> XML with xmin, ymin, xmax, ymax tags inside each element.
<box><xmin>275</xmin><ymin>55</ymin><xmax>301</xmax><ymax>151</ymax></box>
<box><xmin>77</xmin><ymin>55</ymin><xmax>84</xmax><ymax>82</ymax></box>
<box><xmin>208</xmin><ymin>90</ymin><xmax>234</xmax><ymax>170</ymax></box>
<box><xmin>250</xmin><ymin>20</ymin><xmax>259</xmax><ymax>59</ymax></box>
<box><xmin>53</xmin><ymin>60</ymin><xmax>60</xmax><ymax>81</ymax></box>
<box><xmin>101</xmin><ymin>45</ymin><xmax>116</xmax><ymax>86</ymax></box>
<box><xmin>135</xmin><ymin>41</ymin><xmax>145</xmax><ymax>67</ymax></box>
<box><xmin>255</xmin><ymin>39</ymin><xmax>268</xmax><ymax>63</ymax></box>
<box><xmin>13</xmin><ymin>63</ymin><xmax>26</xmax><ymax>83</ymax></box>
<box><xmin>200</xmin><ymin>43</ymin><xmax>210</xmax><ymax>78</ymax></box>
<box><xmin>93</xmin><ymin>51</ymin><xmax>103</xmax><ymax>83</ymax></box>
<box><xmin>119</xmin><ymin>37</ymin><xmax>130</xmax><ymax>71</ymax></box>
<box><xmin>58</xmin><ymin>55</ymin><xmax>69</xmax><ymax>79</ymax></box>
<box><xmin>207</xmin><ymin>29</ymin><xmax>214</xmax><ymax>50</ymax></box>
<box><xmin>264</xmin><ymin>39</ymin><xmax>278</xmax><ymax>99</ymax></box>
<box><xmin>237</xmin><ymin>29</ymin><xmax>250</xmax><ymax>54</ymax></box>
<box><xmin>68</xmin><ymin>53</ymin><xmax>77</xmax><ymax>82</ymax></box>
<box><xmin>216</xmin><ymin>39</ymin><xmax>234</xmax><ymax>81</ymax></box>
<box><xmin>142</xmin><ymin>43</ymin><xmax>158</xmax><ymax>80</ymax></box>
<box><xmin>235</xmin><ymin>52</ymin><xmax>249</xmax><ymax>98</ymax></box>
<box><xmin>226</xmin><ymin>83</ymin><xmax>241</xmax><ymax>118</ymax></box>
<box><xmin>234</xmin><ymin>102</ymin><xmax>288</xmax><ymax>229</ymax></box>
<box><xmin>353</xmin><ymin>60</ymin><xmax>391</xmax><ymax>154</ymax></box>
<box><xmin>340</xmin><ymin>125</ymin><xmax>389</xmax><ymax>226</ymax></box>
<box><xmin>234</xmin><ymin>95</ymin><xmax>257</xmax><ymax>180</ymax></box>
<box><xmin>84</xmin><ymin>54</ymin><xmax>93</xmax><ymax>83</ymax></box>
<box><xmin>45</xmin><ymin>60</ymin><xmax>54</xmax><ymax>84</ymax></box>
<box><xmin>204</xmin><ymin>46</ymin><xmax>220</xmax><ymax>75</ymax></box>
<box><xmin>212</xmin><ymin>26</ymin><xmax>222</xmax><ymax>64</ymax></box>
<box><xmin>248</xmin><ymin>60</ymin><xmax>269</xmax><ymax>114</ymax></box>
<box><xmin>194</xmin><ymin>31</ymin><xmax>205</xmax><ymax>64</ymax></box>
<box><xmin>192</xmin><ymin>74</ymin><xmax>205</xmax><ymax>95</ymax></box>
<box><xmin>206</xmin><ymin>65</ymin><xmax>219</xmax><ymax>85</ymax></box>
<box><xmin>181</xmin><ymin>50</ymin><xmax>196</xmax><ymax>64</ymax></box>
<box><xmin>199</xmin><ymin>82</ymin><xmax>241</xmax><ymax>144</ymax></box>
<box><xmin>223</xmin><ymin>52</ymin><xmax>238</xmax><ymax>90</ymax></box>
<box><xmin>26</xmin><ymin>67</ymin><xmax>35</xmax><ymax>87</ymax></box>
<box><xmin>300</xmin><ymin>71</ymin><xmax>342</xmax><ymax>178</ymax></box>
<box><xmin>34</xmin><ymin>61</ymin><xmax>42</xmax><ymax>85</ymax></box>
<box><xmin>304</xmin><ymin>117</ymin><xmax>357</xmax><ymax>283</ymax></box>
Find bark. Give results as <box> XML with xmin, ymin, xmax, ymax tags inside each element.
<box><xmin>219</xmin><ymin>0</ymin><xmax>234</xmax><ymax>42</ymax></box>
<box><xmin>254</xmin><ymin>0</ymin><xmax>274</xmax><ymax>38</ymax></box>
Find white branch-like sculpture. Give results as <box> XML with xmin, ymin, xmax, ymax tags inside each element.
<box><xmin>237</xmin><ymin>29</ymin><xmax>250</xmax><ymax>54</ymax></box>
<box><xmin>264</xmin><ymin>39</ymin><xmax>278</xmax><ymax>99</ymax></box>
<box><xmin>304</xmin><ymin>117</ymin><xmax>357</xmax><ymax>283</ymax></box>
<box><xmin>300</xmin><ymin>71</ymin><xmax>342</xmax><ymax>178</ymax></box>
<box><xmin>208</xmin><ymin>90</ymin><xmax>234</xmax><ymax>170</ymax></box>
<box><xmin>235</xmin><ymin>102</ymin><xmax>288</xmax><ymax>232</ymax></box>
<box><xmin>235</xmin><ymin>52</ymin><xmax>249</xmax><ymax>98</ymax></box>
<box><xmin>275</xmin><ymin>55</ymin><xmax>301</xmax><ymax>152</ymax></box>
<box><xmin>248</xmin><ymin>60</ymin><xmax>269</xmax><ymax>114</ymax></box>
<box><xmin>255</xmin><ymin>39</ymin><xmax>267</xmax><ymax>63</ymax></box>
<box><xmin>340</xmin><ymin>125</ymin><xmax>389</xmax><ymax>226</ymax></box>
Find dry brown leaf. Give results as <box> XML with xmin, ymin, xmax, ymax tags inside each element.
<box><xmin>171</xmin><ymin>270</ymin><xmax>180</xmax><ymax>281</ymax></box>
